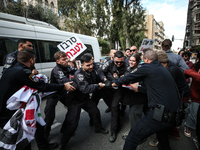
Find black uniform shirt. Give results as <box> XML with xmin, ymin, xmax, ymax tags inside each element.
<box><xmin>2</xmin><ymin>50</ymin><xmax>18</xmax><ymax>74</ymax></box>
<box><xmin>101</xmin><ymin>60</ymin><xmax>127</xmax><ymax>81</ymax></box>
<box><xmin>50</xmin><ymin>64</ymin><xmax>77</xmax><ymax>88</ymax></box>
<box><xmin>73</xmin><ymin>68</ymin><xmax>100</xmax><ymax>102</ymax></box>
<box><xmin>0</xmin><ymin>62</ymin><xmax>64</xmax><ymax>119</ymax></box>
<box><xmin>114</xmin><ymin>61</ymin><xmax>180</xmax><ymax>111</ymax></box>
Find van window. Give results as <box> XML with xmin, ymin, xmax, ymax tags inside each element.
<box><xmin>0</xmin><ymin>39</ymin><xmax>6</xmax><ymax>66</ymax></box>
<box><xmin>38</xmin><ymin>40</ymin><xmax>60</xmax><ymax>62</ymax></box>
<box><xmin>76</xmin><ymin>44</ymin><xmax>94</xmax><ymax>60</ymax></box>
<box><xmin>0</xmin><ymin>37</ymin><xmax>40</xmax><ymax>65</ymax></box>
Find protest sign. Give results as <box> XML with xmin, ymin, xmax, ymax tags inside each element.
<box><xmin>57</xmin><ymin>35</ymin><xmax>87</xmax><ymax>61</ymax></box>
<box><xmin>139</xmin><ymin>39</ymin><xmax>155</xmax><ymax>53</ymax></box>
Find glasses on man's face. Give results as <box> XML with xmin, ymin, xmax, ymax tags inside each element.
<box><xmin>115</xmin><ymin>61</ymin><xmax>124</xmax><ymax>64</ymax></box>
<box><xmin>130</xmin><ymin>49</ymin><xmax>136</xmax><ymax>52</ymax></box>
<box><xmin>182</xmin><ymin>55</ymin><xmax>188</xmax><ymax>58</ymax></box>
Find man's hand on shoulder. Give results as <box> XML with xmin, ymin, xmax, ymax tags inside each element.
<box><xmin>64</xmin><ymin>81</ymin><xmax>76</xmax><ymax>92</ymax></box>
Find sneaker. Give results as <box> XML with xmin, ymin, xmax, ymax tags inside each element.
<box><xmin>192</xmin><ymin>136</ymin><xmax>199</xmax><ymax>149</ymax></box>
<box><xmin>184</xmin><ymin>126</ymin><xmax>191</xmax><ymax>137</ymax></box>
<box><xmin>149</xmin><ymin>137</ymin><xmax>158</xmax><ymax>147</ymax></box>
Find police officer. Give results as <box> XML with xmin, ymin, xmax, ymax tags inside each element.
<box><xmin>0</xmin><ymin>49</ymin><xmax>75</xmax><ymax>150</ymax></box>
<box><xmin>101</xmin><ymin>51</ymin><xmax>128</xmax><ymax>142</ymax></box>
<box><xmin>58</xmin><ymin>54</ymin><xmax>108</xmax><ymax>150</ymax></box>
<box><xmin>2</xmin><ymin>39</ymin><xmax>38</xmax><ymax>75</ymax></box>
<box><xmin>84</xmin><ymin>53</ymin><xmax>113</xmax><ymax>126</ymax></box>
<box><xmin>112</xmin><ymin>50</ymin><xmax>181</xmax><ymax>150</ymax></box>
<box><xmin>44</xmin><ymin>51</ymin><xmax>77</xmax><ymax>139</ymax></box>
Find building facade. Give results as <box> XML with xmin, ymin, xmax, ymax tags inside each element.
<box><xmin>21</xmin><ymin>0</ymin><xmax>58</xmax><ymax>15</ymax></box>
<box><xmin>144</xmin><ymin>12</ymin><xmax>166</xmax><ymax>51</ymax></box>
<box><xmin>184</xmin><ymin>0</ymin><xmax>200</xmax><ymax>52</ymax></box>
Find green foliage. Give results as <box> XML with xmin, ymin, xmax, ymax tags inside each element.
<box><xmin>0</xmin><ymin>1</ymin><xmax>60</xmax><ymax>29</ymax></box>
<box><xmin>64</xmin><ymin>0</ymin><xmax>96</xmax><ymax>35</ymax></box>
<box><xmin>110</xmin><ymin>0</ymin><xmax>146</xmax><ymax>50</ymax></box>
<box><xmin>98</xmin><ymin>38</ymin><xmax>110</xmax><ymax>54</ymax></box>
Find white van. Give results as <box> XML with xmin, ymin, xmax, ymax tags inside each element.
<box><xmin>0</xmin><ymin>12</ymin><xmax>101</xmax><ymax>79</ymax></box>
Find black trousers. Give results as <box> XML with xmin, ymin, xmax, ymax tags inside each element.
<box><xmin>60</xmin><ymin>99</ymin><xmax>102</xmax><ymax>147</ymax></box>
<box><xmin>91</xmin><ymin>88</ymin><xmax>113</xmax><ymax>108</ymax></box>
<box><xmin>123</xmin><ymin>110</ymin><xmax>174</xmax><ymax>150</ymax></box>
<box><xmin>111</xmin><ymin>87</ymin><xmax>125</xmax><ymax>134</ymax></box>
<box><xmin>196</xmin><ymin>105</ymin><xmax>200</xmax><ymax>145</ymax></box>
<box><xmin>44</xmin><ymin>90</ymin><xmax>72</xmax><ymax>137</ymax></box>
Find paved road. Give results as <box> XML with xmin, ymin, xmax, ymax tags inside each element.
<box><xmin>30</xmin><ymin>99</ymin><xmax>198</xmax><ymax>150</ymax></box>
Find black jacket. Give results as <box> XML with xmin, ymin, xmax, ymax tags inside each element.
<box><xmin>73</xmin><ymin>68</ymin><xmax>100</xmax><ymax>102</ymax></box>
<box><xmin>50</xmin><ymin>64</ymin><xmax>77</xmax><ymax>88</ymax></box>
<box><xmin>0</xmin><ymin>62</ymin><xmax>64</xmax><ymax>122</ymax></box>
<box><xmin>101</xmin><ymin>60</ymin><xmax>127</xmax><ymax>81</ymax></box>
<box><xmin>114</xmin><ymin>61</ymin><xmax>181</xmax><ymax>111</ymax></box>
<box><xmin>2</xmin><ymin>50</ymin><xmax>18</xmax><ymax>74</ymax></box>
<box><xmin>166</xmin><ymin>61</ymin><xmax>191</xmax><ymax>98</ymax></box>
<box><xmin>120</xmin><ymin>66</ymin><xmax>147</xmax><ymax>105</ymax></box>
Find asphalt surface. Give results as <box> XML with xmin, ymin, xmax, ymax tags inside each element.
<box><xmin>29</xmin><ymin>99</ymin><xmax>198</xmax><ymax>150</ymax></box>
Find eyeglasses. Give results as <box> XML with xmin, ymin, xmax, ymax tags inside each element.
<box><xmin>115</xmin><ymin>61</ymin><xmax>124</xmax><ymax>64</ymax></box>
<box><xmin>130</xmin><ymin>49</ymin><xmax>136</xmax><ymax>52</ymax></box>
<box><xmin>182</xmin><ymin>55</ymin><xmax>188</xmax><ymax>58</ymax></box>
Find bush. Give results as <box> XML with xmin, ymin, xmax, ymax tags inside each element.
<box><xmin>98</xmin><ymin>38</ymin><xmax>110</xmax><ymax>54</ymax></box>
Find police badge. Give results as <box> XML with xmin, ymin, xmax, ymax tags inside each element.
<box><xmin>77</xmin><ymin>74</ymin><xmax>84</xmax><ymax>81</ymax></box>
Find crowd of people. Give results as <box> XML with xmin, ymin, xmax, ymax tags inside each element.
<box><xmin>0</xmin><ymin>38</ymin><xmax>200</xmax><ymax>150</ymax></box>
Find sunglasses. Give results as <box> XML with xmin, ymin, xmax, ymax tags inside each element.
<box><xmin>130</xmin><ymin>49</ymin><xmax>136</xmax><ymax>52</ymax></box>
<box><xmin>115</xmin><ymin>61</ymin><xmax>124</xmax><ymax>64</ymax></box>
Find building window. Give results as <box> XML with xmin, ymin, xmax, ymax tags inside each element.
<box><xmin>38</xmin><ymin>0</ymin><xmax>42</xmax><ymax>5</ymax></box>
<box><xmin>51</xmin><ymin>2</ymin><xmax>54</xmax><ymax>11</ymax></box>
<box><xmin>45</xmin><ymin>0</ymin><xmax>48</xmax><ymax>9</ymax></box>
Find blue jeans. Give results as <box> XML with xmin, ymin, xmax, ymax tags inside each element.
<box><xmin>185</xmin><ymin>102</ymin><xmax>200</xmax><ymax>130</ymax></box>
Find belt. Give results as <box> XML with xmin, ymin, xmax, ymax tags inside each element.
<box><xmin>150</xmin><ymin>105</ymin><xmax>176</xmax><ymax>123</ymax></box>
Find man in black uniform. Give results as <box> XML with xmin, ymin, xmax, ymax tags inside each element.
<box><xmin>58</xmin><ymin>54</ymin><xmax>108</xmax><ymax>150</ymax></box>
<box><xmin>0</xmin><ymin>49</ymin><xmax>75</xmax><ymax>150</ymax></box>
<box><xmin>44</xmin><ymin>51</ymin><xmax>77</xmax><ymax>139</ymax></box>
<box><xmin>112</xmin><ymin>50</ymin><xmax>181</xmax><ymax>150</ymax></box>
<box><xmin>101</xmin><ymin>51</ymin><xmax>128</xmax><ymax>142</ymax></box>
<box><xmin>2</xmin><ymin>39</ymin><xmax>38</xmax><ymax>75</ymax></box>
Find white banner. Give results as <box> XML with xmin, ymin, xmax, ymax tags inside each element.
<box><xmin>57</xmin><ymin>35</ymin><xmax>87</xmax><ymax>61</ymax></box>
<box><xmin>139</xmin><ymin>39</ymin><xmax>155</xmax><ymax>53</ymax></box>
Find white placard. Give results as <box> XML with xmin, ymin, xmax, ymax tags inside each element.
<box><xmin>139</xmin><ymin>39</ymin><xmax>155</xmax><ymax>53</ymax></box>
<box><xmin>57</xmin><ymin>35</ymin><xmax>87</xmax><ymax>61</ymax></box>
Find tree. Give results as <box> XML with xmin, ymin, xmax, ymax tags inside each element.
<box><xmin>94</xmin><ymin>0</ymin><xmax>110</xmax><ymax>38</ymax></box>
<box><xmin>98</xmin><ymin>38</ymin><xmax>110</xmax><ymax>54</ymax></box>
<box><xmin>27</xmin><ymin>4</ymin><xmax>60</xmax><ymax>29</ymax></box>
<box><xmin>109</xmin><ymin>0</ymin><xmax>146</xmax><ymax>50</ymax></box>
<box><xmin>64</xmin><ymin>0</ymin><xmax>96</xmax><ymax>35</ymax></box>
<box><xmin>0</xmin><ymin>1</ymin><xmax>60</xmax><ymax>29</ymax></box>
<box><xmin>58</xmin><ymin>0</ymin><xmax>79</xmax><ymax>17</ymax></box>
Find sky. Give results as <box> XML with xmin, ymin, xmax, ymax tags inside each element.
<box><xmin>141</xmin><ymin>0</ymin><xmax>189</xmax><ymax>51</ymax></box>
